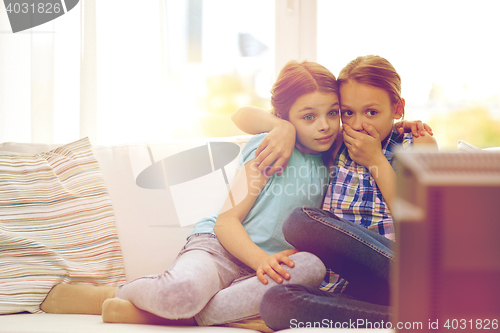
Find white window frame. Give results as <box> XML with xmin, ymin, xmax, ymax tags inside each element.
<box><xmin>274</xmin><ymin>0</ymin><xmax>317</xmax><ymax>76</ymax></box>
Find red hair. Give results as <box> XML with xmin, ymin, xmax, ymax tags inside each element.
<box><xmin>338</xmin><ymin>55</ymin><xmax>403</xmax><ymax>106</ymax></box>
<box><xmin>271</xmin><ymin>60</ymin><xmax>338</xmax><ymax>120</ymax></box>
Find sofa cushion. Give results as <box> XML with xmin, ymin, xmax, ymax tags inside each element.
<box><xmin>0</xmin><ymin>313</ymin><xmax>261</xmax><ymax>332</ymax></box>
<box><xmin>0</xmin><ymin>138</ymin><xmax>126</xmax><ymax>314</ymax></box>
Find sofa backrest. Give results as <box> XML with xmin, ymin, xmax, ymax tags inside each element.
<box><xmin>0</xmin><ymin>135</ymin><xmax>252</xmax><ymax>281</ymax></box>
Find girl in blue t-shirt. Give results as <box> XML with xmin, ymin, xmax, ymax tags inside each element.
<box><xmin>41</xmin><ymin>60</ymin><xmax>343</xmax><ymax>327</ymax></box>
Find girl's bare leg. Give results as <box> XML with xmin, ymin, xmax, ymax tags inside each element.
<box><xmin>102</xmin><ymin>298</ymin><xmax>196</xmax><ymax>325</ymax></box>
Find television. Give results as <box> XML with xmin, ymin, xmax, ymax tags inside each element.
<box><xmin>392</xmin><ymin>150</ymin><xmax>500</xmax><ymax>332</ymax></box>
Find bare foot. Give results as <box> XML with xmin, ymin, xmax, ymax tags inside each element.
<box><xmin>102</xmin><ymin>298</ymin><xmax>196</xmax><ymax>326</ymax></box>
<box><xmin>41</xmin><ymin>284</ymin><xmax>118</xmax><ymax>314</ymax></box>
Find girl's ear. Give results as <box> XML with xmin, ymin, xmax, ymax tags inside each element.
<box><xmin>394</xmin><ymin>98</ymin><xmax>405</xmax><ymax>120</ymax></box>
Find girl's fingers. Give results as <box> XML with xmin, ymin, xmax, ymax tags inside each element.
<box><xmin>280</xmin><ymin>256</ymin><xmax>294</xmax><ymax>269</ymax></box>
<box><xmin>268</xmin><ymin>164</ymin><xmax>285</xmax><ymax>177</ymax></box>
<box><xmin>255</xmin><ymin>150</ymin><xmax>290</xmax><ymax>176</ymax></box>
<box><xmin>259</xmin><ymin>153</ymin><xmax>279</xmax><ymax>174</ymax></box>
<box><xmin>257</xmin><ymin>149</ymin><xmax>277</xmax><ymax>171</ymax></box>
<box><xmin>257</xmin><ymin>270</ymin><xmax>269</xmax><ymax>285</ymax></box>
<box><xmin>264</xmin><ymin>266</ymin><xmax>284</xmax><ymax>284</ymax></box>
<box><xmin>414</xmin><ymin>121</ymin><xmax>423</xmax><ymax>135</ymax></box>
<box><xmin>342</xmin><ymin>124</ymin><xmax>364</xmax><ymax>142</ymax></box>
<box><xmin>361</xmin><ymin>123</ymin><xmax>379</xmax><ymax>139</ymax></box>
<box><xmin>270</xmin><ymin>262</ymin><xmax>290</xmax><ymax>281</ymax></box>
<box><xmin>423</xmin><ymin>123</ymin><xmax>434</xmax><ymax>136</ymax></box>
<box><xmin>342</xmin><ymin>123</ymin><xmax>354</xmax><ymax>136</ymax></box>
<box><xmin>272</xmin><ymin>157</ymin><xmax>289</xmax><ymax>175</ymax></box>
<box><xmin>255</xmin><ymin>139</ymin><xmax>266</xmax><ymax>157</ymax></box>
<box><xmin>264</xmin><ymin>155</ymin><xmax>289</xmax><ymax>176</ymax></box>
<box><xmin>342</xmin><ymin>129</ymin><xmax>355</xmax><ymax>147</ymax></box>
<box><xmin>280</xmin><ymin>249</ymin><xmax>298</xmax><ymax>266</ymax></box>
<box><xmin>254</xmin><ymin>146</ymin><xmax>272</xmax><ymax>166</ymax></box>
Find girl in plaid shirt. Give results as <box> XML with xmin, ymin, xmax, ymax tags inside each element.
<box><xmin>232</xmin><ymin>55</ymin><xmax>437</xmax><ymax>329</ymax></box>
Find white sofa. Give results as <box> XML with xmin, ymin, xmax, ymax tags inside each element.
<box><xmin>0</xmin><ymin>135</ymin><xmax>263</xmax><ymax>333</ymax></box>
<box><xmin>0</xmin><ymin>135</ymin><xmax>398</xmax><ymax>333</ymax></box>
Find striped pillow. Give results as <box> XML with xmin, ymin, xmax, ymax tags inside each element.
<box><xmin>0</xmin><ymin>138</ymin><xmax>126</xmax><ymax>314</ymax></box>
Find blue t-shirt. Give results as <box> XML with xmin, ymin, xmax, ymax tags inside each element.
<box><xmin>189</xmin><ymin>133</ymin><xmax>329</xmax><ymax>254</ymax></box>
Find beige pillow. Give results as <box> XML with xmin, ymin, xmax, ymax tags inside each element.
<box><xmin>0</xmin><ymin>138</ymin><xmax>126</xmax><ymax>314</ymax></box>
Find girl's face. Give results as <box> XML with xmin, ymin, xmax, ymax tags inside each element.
<box><xmin>339</xmin><ymin>80</ymin><xmax>403</xmax><ymax>143</ymax></box>
<box><xmin>286</xmin><ymin>91</ymin><xmax>340</xmax><ymax>155</ymax></box>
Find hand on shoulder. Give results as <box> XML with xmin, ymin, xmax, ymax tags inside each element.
<box><xmin>254</xmin><ymin>120</ymin><xmax>296</xmax><ymax>176</ymax></box>
<box><xmin>413</xmin><ymin>130</ymin><xmax>438</xmax><ymax>149</ymax></box>
<box><xmin>396</xmin><ymin>120</ymin><xmax>434</xmax><ymax>137</ymax></box>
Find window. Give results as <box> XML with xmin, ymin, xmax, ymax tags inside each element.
<box><xmin>317</xmin><ymin>0</ymin><xmax>500</xmax><ymax>149</ymax></box>
<box><xmin>1</xmin><ymin>1</ymin><xmax>279</xmax><ymax>145</ymax></box>
<box><xmin>4</xmin><ymin>0</ymin><xmax>497</xmax><ymax>148</ymax></box>
<box><xmin>159</xmin><ymin>0</ymin><xmax>276</xmax><ymax>140</ymax></box>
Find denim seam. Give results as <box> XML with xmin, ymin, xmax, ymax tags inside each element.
<box><xmin>302</xmin><ymin>207</ymin><xmax>394</xmax><ymax>261</ymax></box>
<box><xmin>331</xmin><ymin>302</ymin><xmax>388</xmax><ymax>316</ymax></box>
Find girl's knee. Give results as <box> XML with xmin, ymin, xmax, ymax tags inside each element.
<box><xmin>285</xmin><ymin>207</ymin><xmax>311</xmax><ymax>225</ymax></box>
<box><xmin>154</xmin><ymin>277</ymin><xmax>207</xmax><ymax>319</ymax></box>
<box><xmin>289</xmin><ymin>252</ymin><xmax>326</xmax><ymax>287</ymax></box>
<box><xmin>260</xmin><ymin>284</ymin><xmax>310</xmax><ymax>331</ymax></box>
<box><xmin>259</xmin><ymin>285</ymin><xmax>287</xmax><ymax>330</ymax></box>
<box><xmin>260</xmin><ymin>285</ymin><xmax>284</xmax><ymax>311</ymax></box>
<box><xmin>283</xmin><ymin>208</ymin><xmax>311</xmax><ymax>241</ymax></box>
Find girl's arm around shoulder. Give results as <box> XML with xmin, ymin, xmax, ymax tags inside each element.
<box><xmin>232</xmin><ymin>106</ymin><xmax>296</xmax><ymax>176</ymax></box>
<box><xmin>231</xmin><ymin>106</ymin><xmax>279</xmax><ymax>134</ymax></box>
<box><xmin>213</xmin><ymin>159</ymin><xmax>295</xmax><ymax>285</ymax></box>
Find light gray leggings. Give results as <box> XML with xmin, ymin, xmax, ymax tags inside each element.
<box><xmin>116</xmin><ymin>233</ymin><xmax>326</xmax><ymax>326</ymax></box>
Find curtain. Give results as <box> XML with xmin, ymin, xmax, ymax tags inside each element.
<box><xmin>0</xmin><ymin>0</ymin><xmax>168</xmax><ymax>145</ymax></box>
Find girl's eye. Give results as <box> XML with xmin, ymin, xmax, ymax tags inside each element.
<box><xmin>328</xmin><ymin>109</ymin><xmax>339</xmax><ymax>117</ymax></box>
<box><xmin>366</xmin><ymin>110</ymin><xmax>377</xmax><ymax>116</ymax></box>
<box><xmin>303</xmin><ymin>114</ymin><xmax>315</xmax><ymax>120</ymax></box>
<box><xmin>341</xmin><ymin>110</ymin><xmax>352</xmax><ymax>116</ymax></box>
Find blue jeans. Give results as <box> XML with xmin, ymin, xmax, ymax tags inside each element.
<box><xmin>259</xmin><ymin>207</ymin><xmax>393</xmax><ymax>330</ymax></box>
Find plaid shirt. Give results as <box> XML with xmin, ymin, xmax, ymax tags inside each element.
<box><xmin>320</xmin><ymin>127</ymin><xmax>413</xmax><ymax>292</ymax></box>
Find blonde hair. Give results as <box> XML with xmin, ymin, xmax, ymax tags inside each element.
<box><xmin>338</xmin><ymin>55</ymin><xmax>403</xmax><ymax>108</ymax></box>
<box><xmin>271</xmin><ymin>60</ymin><xmax>338</xmax><ymax>120</ymax></box>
